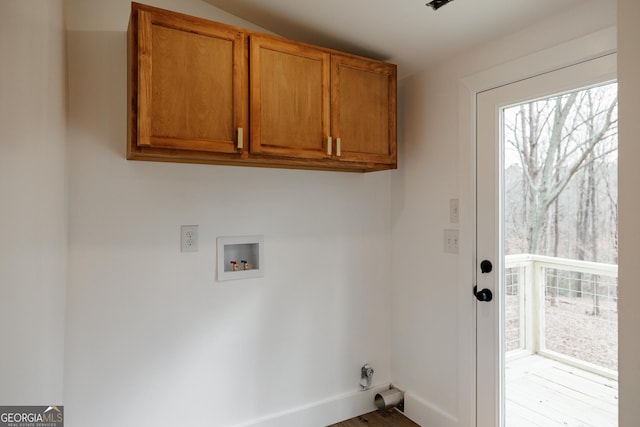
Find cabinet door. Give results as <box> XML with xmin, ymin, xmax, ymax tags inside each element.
<box><xmin>330</xmin><ymin>54</ymin><xmax>397</xmax><ymax>166</ymax></box>
<box><xmin>250</xmin><ymin>35</ymin><xmax>330</xmax><ymax>159</ymax></box>
<box><xmin>131</xmin><ymin>5</ymin><xmax>247</xmax><ymax>154</ymax></box>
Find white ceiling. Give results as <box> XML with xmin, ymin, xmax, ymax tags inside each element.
<box><xmin>202</xmin><ymin>0</ymin><xmax>589</xmax><ymax>78</ymax></box>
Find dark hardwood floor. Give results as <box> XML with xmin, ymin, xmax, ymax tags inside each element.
<box><xmin>328</xmin><ymin>410</ymin><xmax>420</xmax><ymax>427</ymax></box>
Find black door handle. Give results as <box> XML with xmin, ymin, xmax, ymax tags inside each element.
<box><xmin>474</xmin><ymin>286</ymin><xmax>493</xmax><ymax>302</ymax></box>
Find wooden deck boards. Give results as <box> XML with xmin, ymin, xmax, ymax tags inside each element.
<box><xmin>506</xmin><ymin>355</ymin><xmax>618</xmax><ymax>426</ymax></box>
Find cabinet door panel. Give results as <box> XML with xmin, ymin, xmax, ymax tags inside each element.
<box><xmin>251</xmin><ymin>35</ymin><xmax>330</xmax><ymax>159</ymax></box>
<box><xmin>331</xmin><ymin>55</ymin><xmax>397</xmax><ymax>166</ymax></box>
<box><xmin>135</xmin><ymin>8</ymin><xmax>247</xmax><ymax>154</ymax></box>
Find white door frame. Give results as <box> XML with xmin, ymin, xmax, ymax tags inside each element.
<box><xmin>456</xmin><ymin>27</ymin><xmax>616</xmax><ymax>427</ymax></box>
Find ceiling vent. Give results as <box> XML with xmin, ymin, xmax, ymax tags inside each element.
<box><xmin>426</xmin><ymin>0</ymin><xmax>455</xmax><ymax>10</ymax></box>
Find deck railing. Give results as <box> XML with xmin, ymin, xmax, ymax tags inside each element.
<box><xmin>504</xmin><ymin>254</ymin><xmax>618</xmax><ymax>379</ymax></box>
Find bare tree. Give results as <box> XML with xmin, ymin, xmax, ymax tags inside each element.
<box><xmin>504</xmin><ymin>84</ymin><xmax>618</xmax><ymax>256</ymax></box>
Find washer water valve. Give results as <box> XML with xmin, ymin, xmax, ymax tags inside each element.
<box><xmin>360</xmin><ymin>364</ymin><xmax>374</xmax><ymax>389</ymax></box>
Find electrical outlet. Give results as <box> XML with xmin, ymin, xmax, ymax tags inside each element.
<box><xmin>444</xmin><ymin>229</ymin><xmax>459</xmax><ymax>254</ymax></box>
<box><xmin>181</xmin><ymin>225</ymin><xmax>198</xmax><ymax>252</ymax></box>
<box><xmin>450</xmin><ymin>198</ymin><xmax>459</xmax><ymax>224</ymax></box>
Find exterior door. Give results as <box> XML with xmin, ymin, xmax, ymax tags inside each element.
<box><xmin>476</xmin><ymin>54</ymin><xmax>617</xmax><ymax>427</ymax></box>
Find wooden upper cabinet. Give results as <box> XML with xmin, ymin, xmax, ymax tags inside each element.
<box><xmin>128</xmin><ymin>3</ymin><xmax>248</xmax><ymax>158</ymax></box>
<box><xmin>128</xmin><ymin>3</ymin><xmax>397</xmax><ymax>171</ymax></box>
<box><xmin>250</xmin><ymin>34</ymin><xmax>331</xmax><ymax>160</ymax></box>
<box><xmin>331</xmin><ymin>54</ymin><xmax>397</xmax><ymax>167</ymax></box>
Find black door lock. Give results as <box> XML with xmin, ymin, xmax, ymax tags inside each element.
<box><xmin>480</xmin><ymin>260</ymin><xmax>493</xmax><ymax>274</ymax></box>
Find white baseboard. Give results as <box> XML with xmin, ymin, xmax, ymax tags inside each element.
<box><xmin>404</xmin><ymin>392</ymin><xmax>458</xmax><ymax>427</ymax></box>
<box><xmin>229</xmin><ymin>384</ymin><xmax>390</xmax><ymax>427</ymax></box>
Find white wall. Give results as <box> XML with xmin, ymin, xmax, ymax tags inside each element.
<box><xmin>391</xmin><ymin>1</ymin><xmax>617</xmax><ymax>426</ymax></box>
<box><xmin>617</xmin><ymin>0</ymin><xmax>640</xmax><ymax>425</ymax></box>
<box><xmin>0</xmin><ymin>0</ymin><xmax>67</xmax><ymax>405</ymax></box>
<box><xmin>3</xmin><ymin>0</ymin><xmax>632</xmax><ymax>425</ymax></box>
<box><xmin>62</xmin><ymin>0</ymin><xmax>391</xmax><ymax>426</ymax></box>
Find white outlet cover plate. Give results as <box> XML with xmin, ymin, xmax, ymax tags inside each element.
<box><xmin>444</xmin><ymin>229</ymin><xmax>459</xmax><ymax>254</ymax></box>
<box><xmin>181</xmin><ymin>225</ymin><xmax>199</xmax><ymax>252</ymax></box>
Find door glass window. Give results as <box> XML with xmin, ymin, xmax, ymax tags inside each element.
<box><xmin>502</xmin><ymin>81</ymin><xmax>618</xmax><ymax>427</ymax></box>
